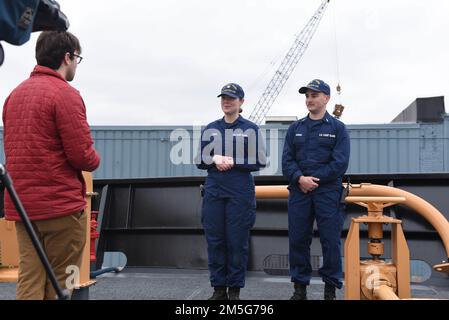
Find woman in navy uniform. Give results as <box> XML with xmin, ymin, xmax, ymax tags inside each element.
<box><xmin>196</xmin><ymin>83</ymin><xmax>266</xmax><ymax>300</ymax></box>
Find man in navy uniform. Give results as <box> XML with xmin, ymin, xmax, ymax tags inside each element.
<box><xmin>282</xmin><ymin>79</ymin><xmax>350</xmax><ymax>300</ymax></box>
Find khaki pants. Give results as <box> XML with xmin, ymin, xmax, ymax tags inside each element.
<box><xmin>15</xmin><ymin>211</ymin><xmax>87</xmax><ymax>300</ymax></box>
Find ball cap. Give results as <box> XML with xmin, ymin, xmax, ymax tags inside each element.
<box><xmin>299</xmin><ymin>79</ymin><xmax>331</xmax><ymax>96</ymax></box>
<box><xmin>217</xmin><ymin>83</ymin><xmax>245</xmax><ymax>99</ymax></box>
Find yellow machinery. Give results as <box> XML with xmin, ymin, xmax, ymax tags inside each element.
<box><xmin>256</xmin><ymin>184</ymin><xmax>449</xmax><ymax>300</ymax></box>
<box><xmin>78</xmin><ymin>171</ymin><xmax>97</xmax><ymax>289</ymax></box>
<box><xmin>0</xmin><ymin>219</ymin><xmax>19</xmax><ymax>282</ymax></box>
<box><xmin>343</xmin><ymin>195</ymin><xmax>409</xmax><ymax>300</ymax></box>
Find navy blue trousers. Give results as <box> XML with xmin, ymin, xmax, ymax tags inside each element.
<box><xmin>288</xmin><ymin>187</ymin><xmax>345</xmax><ymax>288</ymax></box>
<box><xmin>202</xmin><ymin>191</ymin><xmax>256</xmax><ymax>288</ymax></box>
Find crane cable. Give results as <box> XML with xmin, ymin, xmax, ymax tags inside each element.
<box><xmin>332</xmin><ymin>2</ymin><xmax>342</xmax><ymax>103</ymax></box>
<box><xmin>331</xmin><ymin>1</ymin><xmax>346</xmax><ymax>119</ymax></box>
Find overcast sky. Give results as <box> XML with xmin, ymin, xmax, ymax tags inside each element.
<box><xmin>1</xmin><ymin>0</ymin><xmax>448</xmax><ymax>126</ymax></box>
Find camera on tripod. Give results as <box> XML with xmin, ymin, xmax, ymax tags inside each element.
<box><xmin>0</xmin><ymin>0</ymin><xmax>70</xmax><ymax>66</ymax></box>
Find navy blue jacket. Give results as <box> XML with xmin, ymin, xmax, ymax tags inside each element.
<box><xmin>196</xmin><ymin>116</ymin><xmax>266</xmax><ymax>197</ymax></box>
<box><xmin>282</xmin><ymin>112</ymin><xmax>350</xmax><ymax>192</ymax></box>
<box><xmin>0</xmin><ymin>0</ymin><xmax>39</xmax><ymax>45</ymax></box>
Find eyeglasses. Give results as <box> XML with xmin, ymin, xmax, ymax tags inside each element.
<box><xmin>71</xmin><ymin>53</ymin><xmax>83</xmax><ymax>64</ymax></box>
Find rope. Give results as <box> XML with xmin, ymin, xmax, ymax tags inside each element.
<box><xmin>332</xmin><ymin>2</ymin><xmax>342</xmax><ymax>103</ymax></box>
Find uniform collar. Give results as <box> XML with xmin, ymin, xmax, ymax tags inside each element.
<box><xmin>30</xmin><ymin>65</ymin><xmax>67</xmax><ymax>82</ymax></box>
<box><xmin>221</xmin><ymin>115</ymin><xmax>244</xmax><ymax>126</ymax></box>
<box><xmin>322</xmin><ymin>111</ymin><xmax>333</xmax><ymax>124</ymax></box>
<box><xmin>303</xmin><ymin>111</ymin><xmax>332</xmax><ymax>124</ymax></box>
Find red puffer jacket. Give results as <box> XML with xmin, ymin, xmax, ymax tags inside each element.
<box><xmin>2</xmin><ymin>65</ymin><xmax>100</xmax><ymax>221</ymax></box>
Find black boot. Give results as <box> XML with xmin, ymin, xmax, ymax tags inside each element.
<box><xmin>208</xmin><ymin>286</ymin><xmax>228</xmax><ymax>300</ymax></box>
<box><xmin>324</xmin><ymin>283</ymin><xmax>336</xmax><ymax>300</ymax></box>
<box><xmin>228</xmin><ymin>287</ymin><xmax>240</xmax><ymax>300</ymax></box>
<box><xmin>290</xmin><ymin>283</ymin><xmax>307</xmax><ymax>300</ymax></box>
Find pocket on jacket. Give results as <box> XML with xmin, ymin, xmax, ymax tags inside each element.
<box><xmin>317</xmin><ymin>136</ymin><xmax>335</xmax><ymax>148</ymax></box>
<box><xmin>294</xmin><ymin>135</ymin><xmax>306</xmax><ymax>147</ymax></box>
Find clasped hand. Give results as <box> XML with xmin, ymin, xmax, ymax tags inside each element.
<box><xmin>298</xmin><ymin>176</ymin><xmax>320</xmax><ymax>193</ymax></box>
<box><xmin>213</xmin><ymin>155</ymin><xmax>235</xmax><ymax>171</ymax></box>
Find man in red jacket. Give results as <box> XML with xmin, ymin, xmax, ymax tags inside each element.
<box><xmin>2</xmin><ymin>31</ymin><xmax>100</xmax><ymax>300</ymax></box>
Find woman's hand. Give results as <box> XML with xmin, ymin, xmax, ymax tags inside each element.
<box><xmin>213</xmin><ymin>155</ymin><xmax>234</xmax><ymax>171</ymax></box>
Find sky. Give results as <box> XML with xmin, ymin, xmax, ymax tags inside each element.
<box><xmin>0</xmin><ymin>0</ymin><xmax>448</xmax><ymax>126</ymax></box>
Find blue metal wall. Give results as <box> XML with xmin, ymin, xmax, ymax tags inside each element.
<box><xmin>1</xmin><ymin>115</ymin><xmax>448</xmax><ymax>179</ymax></box>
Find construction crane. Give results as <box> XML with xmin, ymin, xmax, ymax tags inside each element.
<box><xmin>249</xmin><ymin>0</ymin><xmax>331</xmax><ymax>125</ymax></box>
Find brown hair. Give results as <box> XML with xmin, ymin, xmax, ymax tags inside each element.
<box><xmin>36</xmin><ymin>31</ymin><xmax>81</xmax><ymax>70</ymax></box>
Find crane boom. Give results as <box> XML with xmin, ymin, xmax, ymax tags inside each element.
<box><xmin>249</xmin><ymin>0</ymin><xmax>330</xmax><ymax>125</ymax></box>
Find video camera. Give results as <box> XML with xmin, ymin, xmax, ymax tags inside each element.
<box><xmin>0</xmin><ymin>0</ymin><xmax>70</xmax><ymax>66</ymax></box>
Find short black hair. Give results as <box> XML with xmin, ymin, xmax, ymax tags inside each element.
<box><xmin>36</xmin><ymin>31</ymin><xmax>81</xmax><ymax>70</ymax></box>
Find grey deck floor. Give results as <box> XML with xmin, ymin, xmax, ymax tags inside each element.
<box><xmin>1</xmin><ymin>268</ymin><xmax>449</xmax><ymax>300</ymax></box>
